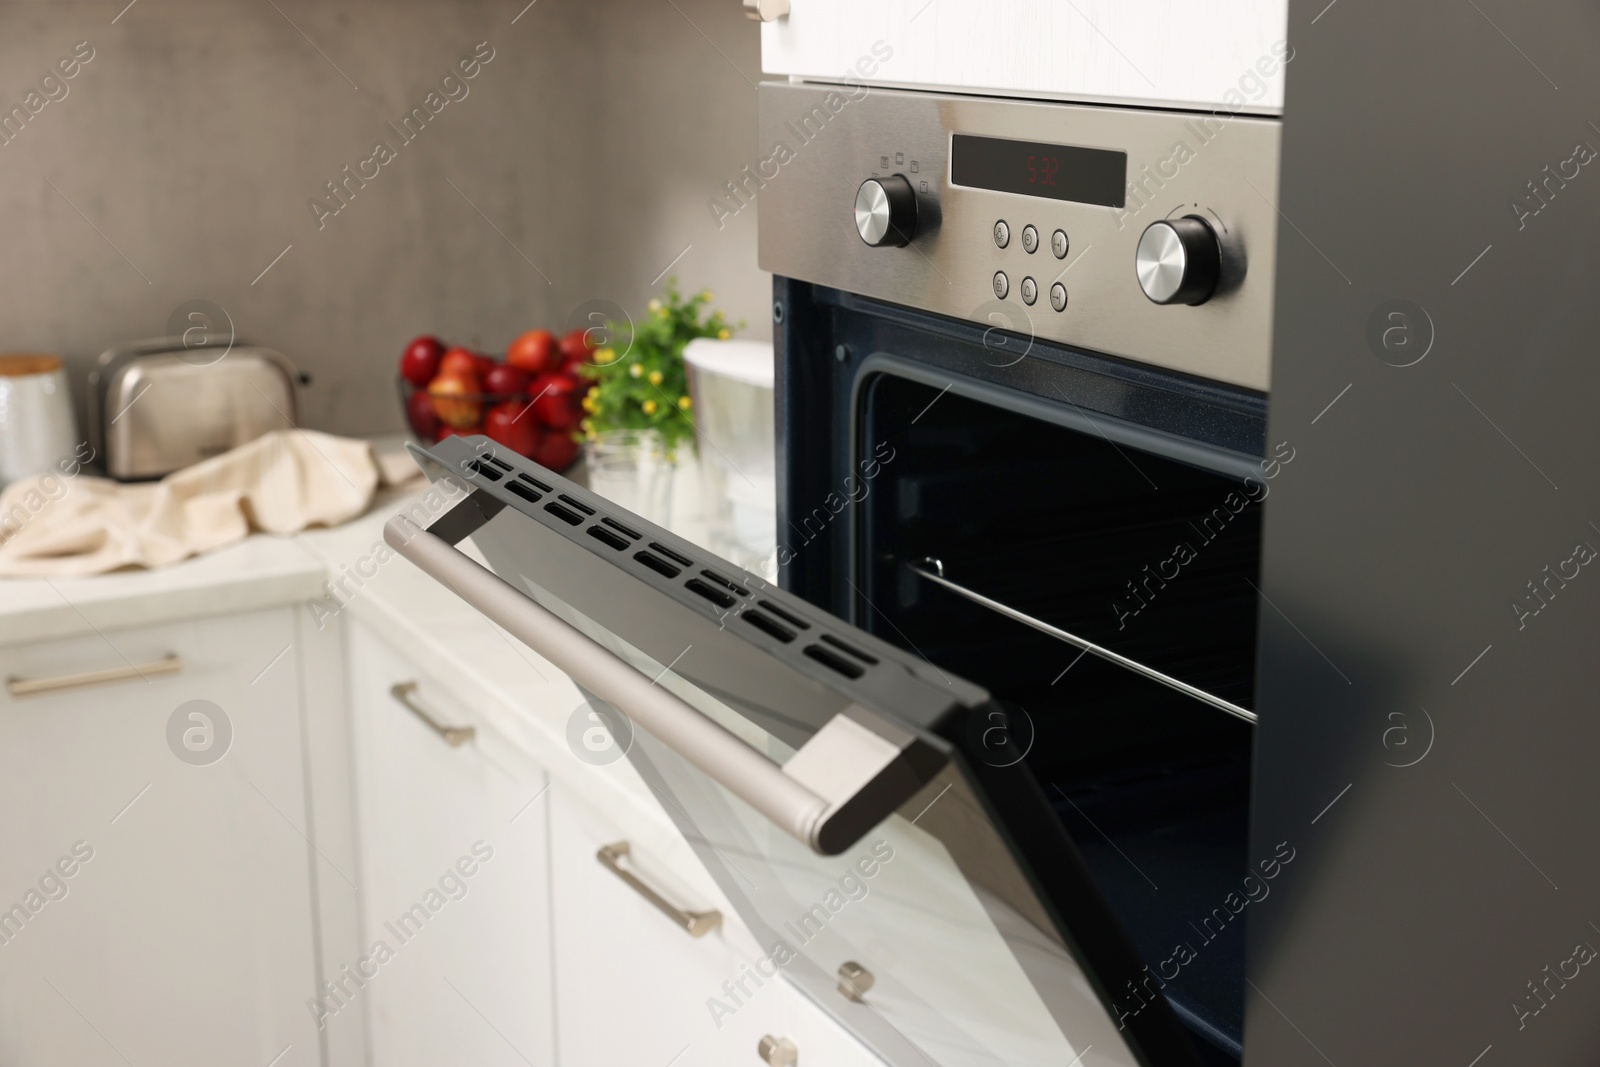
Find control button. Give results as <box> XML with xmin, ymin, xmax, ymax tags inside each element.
<box><xmin>1051</xmin><ymin>229</ymin><xmax>1069</xmax><ymax>259</ymax></box>
<box><xmin>1021</xmin><ymin>225</ymin><xmax>1039</xmax><ymax>254</ymax></box>
<box><xmin>993</xmin><ymin>271</ymin><xmax>1009</xmax><ymax>299</ymax></box>
<box><xmin>1020</xmin><ymin>276</ymin><xmax>1037</xmax><ymax>305</ymax></box>
<box><xmin>1050</xmin><ymin>282</ymin><xmax>1068</xmax><ymax>312</ymax></box>
<box><xmin>993</xmin><ymin>220</ymin><xmax>1010</xmax><ymax>249</ymax></box>
<box><xmin>1136</xmin><ymin>215</ymin><xmax>1223</xmax><ymax>305</ymax></box>
<box><xmin>854</xmin><ymin>175</ymin><xmax>918</xmax><ymax>247</ymax></box>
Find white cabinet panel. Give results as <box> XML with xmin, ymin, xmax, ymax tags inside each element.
<box><xmin>345</xmin><ymin>619</ymin><xmax>554</xmax><ymax>1067</ymax></box>
<box><xmin>0</xmin><ymin>608</ymin><xmax>321</xmax><ymax>1067</ymax></box>
<box><xmin>761</xmin><ymin>0</ymin><xmax>1291</xmax><ymax>112</ymax></box>
<box><xmin>550</xmin><ymin>787</ymin><xmax>781</xmax><ymax>1067</ymax></box>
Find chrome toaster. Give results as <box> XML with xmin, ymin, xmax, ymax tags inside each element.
<box><xmin>88</xmin><ymin>336</ymin><xmax>300</xmax><ymax>480</ymax></box>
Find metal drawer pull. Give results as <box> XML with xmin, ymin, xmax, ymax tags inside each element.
<box><xmin>389</xmin><ymin>682</ymin><xmax>476</xmax><ymax>746</ymax></box>
<box><xmin>7</xmin><ymin>653</ymin><xmax>181</xmax><ymax>697</ymax></box>
<box><xmin>910</xmin><ymin>559</ymin><xmax>1257</xmax><ymax>725</ymax></box>
<box><xmin>757</xmin><ymin>1035</ymin><xmax>798</xmax><ymax>1066</ymax></box>
<box><xmin>597</xmin><ymin>841</ymin><xmax>721</xmax><ymax>938</ymax></box>
<box><xmin>837</xmin><ymin>960</ymin><xmax>875</xmax><ymax>1002</ymax></box>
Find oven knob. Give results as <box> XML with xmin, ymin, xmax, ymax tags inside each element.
<box><xmin>854</xmin><ymin>175</ymin><xmax>918</xmax><ymax>247</ymax></box>
<box><xmin>1135</xmin><ymin>216</ymin><xmax>1222</xmax><ymax>305</ymax></box>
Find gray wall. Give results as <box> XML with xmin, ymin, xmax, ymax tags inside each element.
<box><xmin>0</xmin><ymin>0</ymin><xmax>768</xmax><ymax>437</ymax></box>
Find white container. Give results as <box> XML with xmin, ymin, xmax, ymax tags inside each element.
<box><xmin>683</xmin><ymin>339</ymin><xmax>775</xmax><ymax>579</ymax></box>
<box><xmin>0</xmin><ymin>355</ymin><xmax>78</xmax><ymax>489</ymax></box>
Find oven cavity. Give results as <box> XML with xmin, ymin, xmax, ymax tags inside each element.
<box><xmin>861</xmin><ymin>374</ymin><xmax>1262</xmax><ymax>1059</ymax></box>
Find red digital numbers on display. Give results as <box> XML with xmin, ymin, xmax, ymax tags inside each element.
<box><xmin>1026</xmin><ymin>155</ymin><xmax>1060</xmax><ymax>186</ymax></box>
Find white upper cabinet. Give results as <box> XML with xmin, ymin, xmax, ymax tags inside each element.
<box><xmin>760</xmin><ymin>0</ymin><xmax>1292</xmax><ymax>112</ymax></box>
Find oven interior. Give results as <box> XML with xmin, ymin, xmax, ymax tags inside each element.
<box><xmin>858</xmin><ymin>373</ymin><xmax>1261</xmax><ymax>1062</ymax></box>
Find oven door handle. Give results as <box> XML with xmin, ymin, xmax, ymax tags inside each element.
<box><xmin>386</xmin><ymin>517</ymin><xmax>929</xmax><ymax>855</ymax></box>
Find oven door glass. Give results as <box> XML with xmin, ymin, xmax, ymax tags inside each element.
<box><xmin>394</xmin><ymin>436</ymin><xmax>1200</xmax><ymax>1067</ymax></box>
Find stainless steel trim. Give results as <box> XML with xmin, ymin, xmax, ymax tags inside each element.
<box><xmin>757</xmin><ymin>83</ymin><xmax>1280</xmax><ymax>391</ymax></box>
<box><xmin>597</xmin><ymin>841</ymin><xmax>722</xmax><ymax>937</ymax></box>
<box><xmin>910</xmin><ymin>559</ymin><xmax>1257</xmax><ymax>724</ymax></box>
<box><xmin>7</xmin><ymin>653</ymin><xmax>181</xmax><ymax>697</ymax></box>
<box><xmin>385</xmin><ymin>517</ymin><xmax>849</xmax><ymax>849</ymax></box>
<box><xmin>389</xmin><ymin>681</ymin><xmax>476</xmax><ymax>747</ymax></box>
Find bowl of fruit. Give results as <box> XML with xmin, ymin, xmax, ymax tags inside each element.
<box><xmin>397</xmin><ymin>329</ymin><xmax>592</xmax><ymax>472</ymax></box>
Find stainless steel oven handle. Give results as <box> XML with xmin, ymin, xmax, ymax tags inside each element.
<box><xmin>910</xmin><ymin>559</ymin><xmax>1257</xmax><ymax>725</ymax></box>
<box><xmin>385</xmin><ymin>518</ymin><xmax>835</xmax><ymax>850</ymax></box>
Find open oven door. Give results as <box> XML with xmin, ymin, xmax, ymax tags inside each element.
<box><xmin>391</xmin><ymin>435</ymin><xmax>1208</xmax><ymax>1067</ymax></box>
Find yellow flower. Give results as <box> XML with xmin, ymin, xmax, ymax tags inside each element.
<box><xmin>594</xmin><ymin>347</ymin><xmax>617</xmax><ymax>365</ymax></box>
<box><xmin>629</xmin><ymin>362</ymin><xmax>643</xmax><ymax>378</ymax></box>
<box><xmin>716</xmin><ymin>328</ymin><xmax>731</xmax><ymax>340</ymax></box>
<box><xmin>656</xmin><ymin>306</ymin><xmax>670</xmax><ymax>319</ymax></box>
<box><xmin>700</xmin><ymin>290</ymin><xmax>713</xmax><ymax>302</ymax></box>
<box><xmin>647</xmin><ymin>299</ymin><xmax>662</xmax><ymax>313</ymax></box>
<box><xmin>647</xmin><ymin>369</ymin><xmax>664</xmax><ymax>386</ymax></box>
<box><xmin>581</xmin><ymin>394</ymin><xmax>597</xmax><ymax>413</ymax></box>
<box><xmin>642</xmin><ymin>399</ymin><xmax>658</xmax><ymax>415</ymax></box>
<box><xmin>677</xmin><ymin>395</ymin><xmax>692</xmax><ymax>410</ymax></box>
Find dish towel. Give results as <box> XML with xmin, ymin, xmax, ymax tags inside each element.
<box><xmin>0</xmin><ymin>430</ymin><xmax>421</xmax><ymax>577</ymax></box>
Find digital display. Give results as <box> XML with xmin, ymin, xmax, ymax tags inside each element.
<box><xmin>950</xmin><ymin>134</ymin><xmax>1126</xmax><ymax>208</ymax></box>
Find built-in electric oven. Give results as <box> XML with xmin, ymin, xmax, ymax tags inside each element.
<box><xmin>392</xmin><ymin>82</ymin><xmax>1283</xmax><ymax>1067</ymax></box>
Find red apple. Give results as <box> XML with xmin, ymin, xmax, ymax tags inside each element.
<box><xmin>400</xmin><ymin>336</ymin><xmax>444</xmax><ymax>386</ymax></box>
<box><xmin>485</xmin><ymin>400</ymin><xmax>540</xmax><ymax>458</ymax></box>
<box><xmin>482</xmin><ymin>363</ymin><xmax>531</xmax><ymax>398</ymax></box>
<box><xmin>428</xmin><ymin>372</ymin><xmax>482</xmax><ymax>428</ymax></box>
<box><xmin>439</xmin><ymin>346</ymin><xmax>480</xmax><ymax>380</ymax></box>
<box><xmin>558</xmin><ymin>329</ymin><xmax>594</xmax><ymax>364</ymax></box>
<box><xmin>474</xmin><ymin>353</ymin><xmax>498</xmax><ymax>379</ymax></box>
<box><xmin>507</xmin><ymin>329</ymin><xmax>558</xmax><ymax>374</ymax></box>
<box><xmin>531</xmin><ymin>430</ymin><xmax>580</xmax><ymax>472</ymax></box>
<box><xmin>405</xmin><ymin>389</ymin><xmax>440</xmax><ymax>439</ymax></box>
<box><xmin>531</xmin><ymin>372</ymin><xmax>583</xmax><ymax>430</ymax></box>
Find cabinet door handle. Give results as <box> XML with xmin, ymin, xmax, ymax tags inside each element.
<box><xmin>7</xmin><ymin>653</ymin><xmax>181</xmax><ymax>698</ymax></box>
<box><xmin>390</xmin><ymin>682</ymin><xmax>476</xmax><ymax>746</ymax></box>
<box><xmin>597</xmin><ymin>841</ymin><xmax>721</xmax><ymax>938</ymax></box>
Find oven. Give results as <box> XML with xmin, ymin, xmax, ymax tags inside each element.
<box><xmin>390</xmin><ymin>78</ymin><xmax>1284</xmax><ymax>1067</ymax></box>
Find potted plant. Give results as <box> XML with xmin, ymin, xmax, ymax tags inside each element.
<box><xmin>577</xmin><ymin>281</ymin><xmax>734</xmax><ymax>525</ymax></box>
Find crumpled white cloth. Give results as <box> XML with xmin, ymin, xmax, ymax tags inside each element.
<box><xmin>0</xmin><ymin>430</ymin><xmax>420</xmax><ymax>577</ymax></box>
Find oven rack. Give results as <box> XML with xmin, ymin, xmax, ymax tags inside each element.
<box><xmin>909</xmin><ymin>558</ymin><xmax>1257</xmax><ymax>725</ymax></box>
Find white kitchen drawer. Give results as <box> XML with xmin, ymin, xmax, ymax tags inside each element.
<box><xmin>550</xmin><ymin>785</ymin><xmax>782</xmax><ymax>1067</ymax></box>
<box><xmin>0</xmin><ymin>607</ymin><xmax>321</xmax><ymax>1067</ymax></box>
<box><xmin>345</xmin><ymin>618</ymin><xmax>554</xmax><ymax>1067</ymax></box>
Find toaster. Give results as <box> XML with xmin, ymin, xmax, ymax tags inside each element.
<box><xmin>88</xmin><ymin>336</ymin><xmax>300</xmax><ymax>480</ymax></box>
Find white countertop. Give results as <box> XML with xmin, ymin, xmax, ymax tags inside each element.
<box><xmin>0</xmin><ymin>531</ymin><xmax>328</xmax><ymax>647</ymax></box>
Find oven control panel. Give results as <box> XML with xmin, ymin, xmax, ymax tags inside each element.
<box><xmin>757</xmin><ymin>83</ymin><xmax>1281</xmax><ymax>392</ymax></box>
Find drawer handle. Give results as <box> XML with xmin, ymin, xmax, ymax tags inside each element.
<box><xmin>7</xmin><ymin>653</ymin><xmax>181</xmax><ymax>698</ymax></box>
<box><xmin>390</xmin><ymin>682</ymin><xmax>476</xmax><ymax>747</ymax></box>
<box><xmin>597</xmin><ymin>841</ymin><xmax>721</xmax><ymax>938</ymax></box>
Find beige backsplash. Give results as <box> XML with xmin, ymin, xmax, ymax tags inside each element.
<box><xmin>0</xmin><ymin>0</ymin><xmax>770</xmax><ymax>441</ymax></box>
